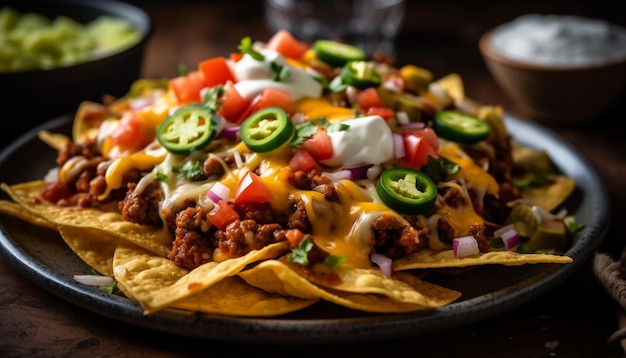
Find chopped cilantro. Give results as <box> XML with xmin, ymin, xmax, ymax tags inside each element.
<box><xmin>99</xmin><ymin>281</ymin><xmax>119</xmax><ymax>294</ymax></box>
<box><xmin>423</xmin><ymin>156</ymin><xmax>459</xmax><ymax>183</ymax></box>
<box><xmin>564</xmin><ymin>215</ymin><xmax>585</xmax><ymax>233</ymax></box>
<box><xmin>238</xmin><ymin>36</ymin><xmax>264</xmax><ymax>61</ymax></box>
<box><xmin>173</xmin><ymin>161</ymin><xmax>205</xmax><ymax>181</ymax></box>
<box><xmin>290</xmin><ymin>118</ymin><xmax>348</xmax><ymax>146</ymax></box>
<box><xmin>271</xmin><ymin>61</ymin><xmax>291</xmax><ymax>82</ymax></box>
<box><xmin>288</xmin><ymin>237</ymin><xmax>314</xmax><ymax>265</ymax></box>
<box><xmin>202</xmin><ymin>85</ymin><xmax>225</xmax><ymax>112</ymax></box>
<box><xmin>156</xmin><ymin>172</ymin><xmax>168</xmax><ymax>181</ymax></box>
<box><xmin>323</xmin><ymin>255</ymin><xmax>347</xmax><ymax>268</ymax></box>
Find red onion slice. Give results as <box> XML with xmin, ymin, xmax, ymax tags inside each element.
<box><xmin>207</xmin><ymin>181</ymin><xmax>230</xmax><ymax>203</ymax></box>
<box><xmin>73</xmin><ymin>274</ymin><xmax>115</xmax><ymax>286</ymax></box>
<box><xmin>500</xmin><ymin>228</ymin><xmax>520</xmax><ymax>249</ymax></box>
<box><xmin>452</xmin><ymin>235</ymin><xmax>479</xmax><ymax>258</ymax></box>
<box><xmin>370</xmin><ymin>253</ymin><xmax>394</xmax><ymax>277</ymax></box>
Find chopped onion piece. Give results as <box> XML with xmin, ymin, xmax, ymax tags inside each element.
<box><xmin>395</xmin><ymin>111</ymin><xmax>410</xmax><ymax>125</ymax></box>
<box><xmin>232</xmin><ymin>150</ymin><xmax>243</xmax><ymax>168</ymax></box>
<box><xmin>494</xmin><ymin>223</ymin><xmax>515</xmax><ymax>239</ymax></box>
<box><xmin>400</xmin><ymin>121</ymin><xmax>426</xmax><ymax>130</ymax></box>
<box><xmin>207</xmin><ymin>181</ymin><xmax>230</xmax><ymax>203</ymax></box>
<box><xmin>392</xmin><ymin>133</ymin><xmax>405</xmax><ymax>159</ymax></box>
<box><xmin>371</xmin><ymin>253</ymin><xmax>394</xmax><ymax>277</ymax></box>
<box><xmin>366</xmin><ymin>165</ymin><xmax>383</xmax><ymax>181</ymax></box>
<box><xmin>452</xmin><ymin>235</ymin><xmax>479</xmax><ymax>258</ymax></box>
<box><xmin>322</xmin><ymin>169</ymin><xmax>352</xmax><ymax>181</ymax></box>
<box><xmin>217</xmin><ymin>126</ymin><xmax>240</xmax><ymax>140</ymax></box>
<box><xmin>343</xmin><ymin>164</ymin><xmax>372</xmax><ymax>180</ymax></box>
<box><xmin>73</xmin><ymin>274</ymin><xmax>115</xmax><ymax>286</ymax></box>
<box><xmin>500</xmin><ymin>228</ymin><xmax>520</xmax><ymax>249</ymax></box>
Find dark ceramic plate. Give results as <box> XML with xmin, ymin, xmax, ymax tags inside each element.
<box><xmin>0</xmin><ymin>113</ymin><xmax>610</xmax><ymax>345</ymax></box>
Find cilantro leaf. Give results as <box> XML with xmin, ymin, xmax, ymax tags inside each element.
<box><xmin>173</xmin><ymin>161</ymin><xmax>205</xmax><ymax>181</ymax></box>
<box><xmin>238</xmin><ymin>36</ymin><xmax>264</xmax><ymax>61</ymax></box>
<box><xmin>271</xmin><ymin>61</ymin><xmax>291</xmax><ymax>82</ymax></box>
<box><xmin>287</xmin><ymin>237</ymin><xmax>314</xmax><ymax>265</ymax></box>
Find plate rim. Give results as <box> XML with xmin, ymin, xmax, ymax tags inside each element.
<box><xmin>0</xmin><ymin>113</ymin><xmax>611</xmax><ymax>345</ymax></box>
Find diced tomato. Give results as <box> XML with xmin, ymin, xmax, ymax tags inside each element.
<box><xmin>405</xmin><ymin>127</ymin><xmax>439</xmax><ymax>151</ymax></box>
<box><xmin>402</xmin><ymin>130</ymin><xmax>438</xmax><ymax>168</ymax></box>
<box><xmin>300</xmin><ymin>126</ymin><xmax>333</xmax><ymax>161</ymax></box>
<box><xmin>109</xmin><ymin>111</ymin><xmax>154</xmax><ymax>152</ymax></box>
<box><xmin>217</xmin><ymin>81</ymin><xmax>251</xmax><ymax>122</ymax></box>
<box><xmin>198</xmin><ymin>57</ymin><xmax>236</xmax><ymax>88</ymax></box>
<box><xmin>266</xmin><ymin>29</ymin><xmax>309</xmax><ymax>59</ymax></box>
<box><xmin>169</xmin><ymin>72</ymin><xmax>206</xmax><ymax>104</ymax></box>
<box><xmin>234</xmin><ymin>172</ymin><xmax>272</xmax><ymax>205</ymax></box>
<box><xmin>288</xmin><ymin>149</ymin><xmax>318</xmax><ymax>172</ymax></box>
<box><xmin>284</xmin><ymin>228</ymin><xmax>305</xmax><ymax>249</ymax></box>
<box><xmin>230</xmin><ymin>52</ymin><xmax>243</xmax><ymax>62</ymax></box>
<box><xmin>366</xmin><ymin>106</ymin><xmax>395</xmax><ymax>121</ymax></box>
<box><xmin>254</xmin><ymin>87</ymin><xmax>293</xmax><ymax>113</ymax></box>
<box><xmin>207</xmin><ymin>200</ymin><xmax>240</xmax><ymax>230</ymax></box>
<box><xmin>356</xmin><ymin>87</ymin><xmax>382</xmax><ymax>111</ymax></box>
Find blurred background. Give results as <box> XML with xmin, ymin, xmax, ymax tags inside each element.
<box><xmin>124</xmin><ymin>0</ymin><xmax>625</xmax><ymax>114</ymax></box>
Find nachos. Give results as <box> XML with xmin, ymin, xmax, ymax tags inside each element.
<box><xmin>0</xmin><ymin>29</ymin><xmax>582</xmax><ymax>316</ymax></box>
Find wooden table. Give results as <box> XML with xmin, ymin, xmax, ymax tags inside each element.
<box><xmin>2</xmin><ymin>1</ymin><xmax>625</xmax><ymax>356</ymax></box>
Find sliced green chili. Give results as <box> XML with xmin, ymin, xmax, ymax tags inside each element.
<box><xmin>376</xmin><ymin>167</ymin><xmax>437</xmax><ymax>215</ymax></box>
<box><xmin>433</xmin><ymin>110</ymin><xmax>491</xmax><ymax>144</ymax></box>
<box><xmin>313</xmin><ymin>39</ymin><xmax>365</xmax><ymax>67</ymax></box>
<box><xmin>157</xmin><ymin>104</ymin><xmax>219</xmax><ymax>154</ymax></box>
<box><xmin>240</xmin><ymin>106</ymin><xmax>295</xmax><ymax>153</ymax></box>
<box><xmin>340</xmin><ymin>61</ymin><xmax>382</xmax><ymax>89</ymax></box>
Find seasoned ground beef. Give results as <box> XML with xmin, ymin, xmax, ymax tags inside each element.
<box><xmin>168</xmin><ymin>206</ymin><xmax>212</xmax><ymax>269</ymax></box>
<box><xmin>371</xmin><ymin>215</ymin><xmax>427</xmax><ymax>259</ymax></box>
<box><xmin>213</xmin><ymin>219</ymin><xmax>285</xmax><ymax>258</ymax></box>
<box><xmin>119</xmin><ymin>181</ymin><xmax>164</xmax><ymax>226</ymax></box>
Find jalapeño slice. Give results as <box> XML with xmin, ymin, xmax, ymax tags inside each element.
<box><xmin>157</xmin><ymin>104</ymin><xmax>218</xmax><ymax>154</ymax></box>
<box><xmin>313</xmin><ymin>39</ymin><xmax>365</xmax><ymax>67</ymax></box>
<box><xmin>433</xmin><ymin>110</ymin><xmax>491</xmax><ymax>144</ymax></box>
<box><xmin>340</xmin><ymin>60</ymin><xmax>382</xmax><ymax>89</ymax></box>
<box><xmin>376</xmin><ymin>167</ymin><xmax>437</xmax><ymax>215</ymax></box>
<box><xmin>240</xmin><ymin>106</ymin><xmax>295</xmax><ymax>153</ymax></box>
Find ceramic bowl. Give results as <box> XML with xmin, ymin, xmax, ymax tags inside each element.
<box><xmin>0</xmin><ymin>0</ymin><xmax>152</xmax><ymax>134</ymax></box>
<box><xmin>479</xmin><ymin>18</ymin><xmax>626</xmax><ymax>123</ymax></box>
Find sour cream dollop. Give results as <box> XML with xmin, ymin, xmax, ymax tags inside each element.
<box><xmin>319</xmin><ymin>115</ymin><xmax>394</xmax><ymax>168</ymax></box>
<box><xmin>490</xmin><ymin>14</ymin><xmax>626</xmax><ymax>66</ymax></box>
<box><xmin>233</xmin><ymin>49</ymin><xmax>323</xmax><ymax>100</ymax></box>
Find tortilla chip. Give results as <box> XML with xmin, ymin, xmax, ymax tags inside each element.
<box><xmin>0</xmin><ymin>199</ymin><xmax>57</xmax><ymax>230</ymax></box>
<box><xmin>394</xmin><ymin>249</ymin><xmax>573</xmax><ymax>270</ymax></box>
<box><xmin>113</xmin><ymin>241</ymin><xmax>289</xmax><ymax>313</ymax></box>
<box><xmin>289</xmin><ymin>263</ymin><xmax>455</xmax><ymax>306</ymax></box>
<box><xmin>170</xmin><ymin>276</ymin><xmax>318</xmax><ymax>317</ymax></box>
<box><xmin>238</xmin><ymin>260</ymin><xmax>461</xmax><ymax>313</ymax></box>
<box><xmin>520</xmin><ymin>175</ymin><xmax>576</xmax><ymax>211</ymax></box>
<box><xmin>58</xmin><ymin>225</ymin><xmax>118</xmax><ymax>276</ymax></box>
<box><xmin>38</xmin><ymin>130</ymin><xmax>71</xmax><ymax>151</ymax></box>
<box><xmin>1</xmin><ymin>181</ymin><xmax>171</xmax><ymax>256</ymax></box>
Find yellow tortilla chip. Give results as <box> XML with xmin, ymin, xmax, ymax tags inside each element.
<box><xmin>113</xmin><ymin>241</ymin><xmax>289</xmax><ymax>313</ymax></box>
<box><xmin>1</xmin><ymin>181</ymin><xmax>171</xmax><ymax>256</ymax></box>
<box><xmin>0</xmin><ymin>199</ymin><xmax>57</xmax><ymax>230</ymax></box>
<box><xmin>58</xmin><ymin>225</ymin><xmax>118</xmax><ymax>276</ymax></box>
<box><xmin>520</xmin><ymin>175</ymin><xmax>576</xmax><ymax>212</ymax></box>
<box><xmin>38</xmin><ymin>130</ymin><xmax>71</xmax><ymax>151</ymax></box>
<box><xmin>394</xmin><ymin>249</ymin><xmax>573</xmax><ymax>270</ymax></box>
<box><xmin>289</xmin><ymin>263</ymin><xmax>455</xmax><ymax>306</ymax></box>
<box><xmin>170</xmin><ymin>276</ymin><xmax>318</xmax><ymax>317</ymax></box>
<box><xmin>239</xmin><ymin>260</ymin><xmax>461</xmax><ymax>313</ymax></box>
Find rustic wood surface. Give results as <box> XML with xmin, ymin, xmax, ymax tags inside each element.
<box><xmin>1</xmin><ymin>1</ymin><xmax>625</xmax><ymax>356</ymax></box>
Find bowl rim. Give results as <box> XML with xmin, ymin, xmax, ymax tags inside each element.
<box><xmin>0</xmin><ymin>0</ymin><xmax>153</xmax><ymax>76</ymax></box>
<box><xmin>479</xmin><ymin>24</ymin><xmax>626</xmax><ymax>72</ymax></box>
